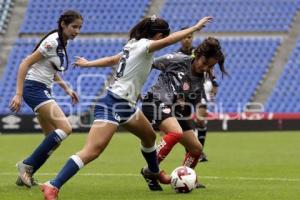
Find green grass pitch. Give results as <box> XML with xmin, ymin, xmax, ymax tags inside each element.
<box><xmin>0</xmin><ymin>131</ymin><xmax>299</xmax><ymax>200</ymax></box>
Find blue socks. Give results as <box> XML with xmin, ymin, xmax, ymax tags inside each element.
<box><xmin>23</xmin><ymin>129</ymin><xmax>68</xmax><ymax>173</ymax></box>
<box><xmin>50</xmin><ymin>155</ymin><xmax>84</xmax><ymax>189</ymax></box>
<box><xmin>141</xmin><ymin>145</ymin><xmax>159</xmax><ymax>173</ymax></box>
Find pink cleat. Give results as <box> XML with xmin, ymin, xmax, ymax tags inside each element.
<box><xmin>40</xmin><ymin>182</ymin><xmax>59</xmax><ymax>200</ymax></box>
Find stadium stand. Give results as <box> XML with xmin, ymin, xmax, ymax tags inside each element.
<box><xmin>265</xmin><ymin>38</ymin><xmax>300</xmax><ymax>112</ymax></box>
<box><xmin>0</xmin><ymin>37</ymin><xmax>280</xmax><ymax>114</ymax></box>
<box><xmin>19</xmin><ymin>0</ymin><xmax>150</xmax><ymax>33</ymax></box>
<box><xmin>0</xmin><ymin>0</ymin><xmax>15</xmax><ymax>34</ymax></box>
<box><xmin>161</xmin><ymin>0</ymin><xmax>300</xmax><ymax>32</ymax></box>
<box><xmin>0</xmin><ymin>38</ymin><xmax>125</xmax><ymax>114</ymax></box>
<box><xmin>0</xmin><ymin>0</ymin><xmax>299</xmax><ymax>115</ymax></box>
<box><xmin>0</xmin><ymin>0</ymin><xmax>300</xmax><ymax>132</ymax></box>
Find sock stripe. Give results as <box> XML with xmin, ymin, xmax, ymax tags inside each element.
<box><xmin>197</xmin><ymin>127</ymin><xmax>207</xmax><ymax>131</ymax></box>
<box><xmin>55</xmin><ymin>129</ymin><xmax>68</xmax><ymax>141</ymax></box>
<box><xmin>141</xmin><ymin>145</ymin><xmax>156</xmax><ymax>153</ymax></box>
<box><xmin>70</xmin><ymin>155</ymin><xmax>84</xmax><ymax>169</ymax></box>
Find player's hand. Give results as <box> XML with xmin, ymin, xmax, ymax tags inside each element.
<box><xmin>194</xmin><ymin>16</ymin><xmax>213</xmax><ymax>30</ymax></box>
<box><xmin>73</xmin><ymin>56</ymin><xmax>89</xmax><ymax>67</ymax></box>
<box><xmin>9</xmin><ymin>94</ymin><xmax>23</xmax><ymax>112</ymax></box>
<box><xmin>66</xmin><ymin>89</ymin><xmax>79</xmax><ymax>104</ymax></box>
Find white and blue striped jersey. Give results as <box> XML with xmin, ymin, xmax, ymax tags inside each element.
<box><xmin>26</xmin><ymin>32</ymin><xmax>65</xmax><ymax>87</ymax></box>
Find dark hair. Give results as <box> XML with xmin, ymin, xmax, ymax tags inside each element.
<box><xmin>129</xmin><ymin>16</ymin><xmax>170</xmax><ymax>40</ymax></box>
<box><xmin>194</xmin><ymin>37</ymin><xmax>227</xmax><ymax>77</ymax></box>
<box><xmin>33</xmin><ymin>10</ymin><xmax>83</xmax><ymax>71</ymax></box>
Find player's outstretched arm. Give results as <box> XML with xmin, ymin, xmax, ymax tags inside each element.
<box><xmin>74</xmin><ymin>54</ymin><xmax>121</xmax><ymax>68</ymax></box>
<box><xmin>148</xmin><ymin>16</ymin><xmax>213</xmax><ymax>53</ymax></box>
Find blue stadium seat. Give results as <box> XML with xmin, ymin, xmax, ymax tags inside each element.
<box><xmin>0</xmin><ymin>0</ymin><xmax>14</xmax><ymax>34</ymax></box>
<box><xmin>20</xmin><ymin>0</ymin><xmax>149</xmax><ymax>34</ymax></box>
<box><xmin>265</xmin><ymin>39</ymin><xmax>300</xmax><ymax>112</ymax></box>
<box><xmin>160</xmin><ymin>0</ymin><xmax>300</xmax><ymax>32</ymax></box>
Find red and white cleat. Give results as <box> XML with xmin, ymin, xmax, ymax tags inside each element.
<box><xmin>40</xmin><ymin>182</ymin><xmax>59</xmax><ymax>200</ymax></box>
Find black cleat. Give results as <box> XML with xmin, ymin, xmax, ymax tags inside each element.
<box><xmin>140</xmin><ymin>168</ymin><xmax>163</xmax><ymax>191</ymax></box>
<box><xmin>199</xmin><ymin>152</ymin><xmax>208</xmax><ymax>162</ymax></box>
<box><xmin>195</xmin><ymin>182</ymin><xmax>206</xmax><ymax>189</ymax></box>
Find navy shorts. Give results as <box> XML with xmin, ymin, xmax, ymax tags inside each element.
<box><xmin>141</xmin><ymin>98</ymin><xmax>195</xmax><ymax>131</ymax></box>
<box><xmin>93</xmin><ymin>90</ymin><xmax>138</xmax><ymax>125</ymax></box>
<box><xmin>23</xmin><ymin>80</ymin><xmax>54</xmax><ymax>112</ymax></box>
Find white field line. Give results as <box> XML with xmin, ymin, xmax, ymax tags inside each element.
<box><xmin>1</xmin><ymin>172</ymin><xmax>300</xmax><ymax>182</ymax></box>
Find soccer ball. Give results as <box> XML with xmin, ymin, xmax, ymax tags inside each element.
<box><xmin>170</xmin><ymin>166</ymin><xmax>197</xmax><ymax>193</ymax></box>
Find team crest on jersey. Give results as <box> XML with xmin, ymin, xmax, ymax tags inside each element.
<box><xmin>44</xmin><ymin>41</ymin><xmax>53</xmax><ymax>51</ymax></box>
<box><xmin>182</xmin><ymin>82</ymin><xmax>190</xmax><ymax>91</ymax></box>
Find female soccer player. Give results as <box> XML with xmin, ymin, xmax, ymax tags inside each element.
<box><xmin>41</xmin><ymin>15</ymin><xmax>213</xmax><ymax>199</ymax></box>
<box><xmin>177</xmin><ymin>31</ymin><xmax>219</xmax><ymax>162</ymax></box>
<box><xmin>141</xmin><ymin>37</ymin><xmax>226</xmax><ymax>181</ymax></box>
<box><xmin>9</xmin><ymin>10</ymin><xmax>83</xmax><ymax>187</ymax></box>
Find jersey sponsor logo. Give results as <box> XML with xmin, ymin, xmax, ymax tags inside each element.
<box><xmin>1</xmin><ymin>115</ymin><xmax>21</xmax><ymax>129</ymax></box>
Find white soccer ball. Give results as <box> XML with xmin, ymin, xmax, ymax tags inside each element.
<box><xmin>170</xmin><ymin>166</ymin><xmax>197</xmax><ymax>193</ymax></box>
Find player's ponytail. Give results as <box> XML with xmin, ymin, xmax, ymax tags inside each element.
<box><xmin>129</xmin><ymin>15</ymin><xmax>170</xmax><ymax>40</ymax></box>
<box><xmin>32</xmin><ymin>29</ymin><xmax>58</xmax><ymax>53</ymax></box>
<box><xmin>57</xmin><ymin>10</ymin><xmax>82</xmax><ymax>72</ymax></box>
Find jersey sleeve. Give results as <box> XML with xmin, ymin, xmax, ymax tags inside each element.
<box><xmin>152</xmin><ymin>54</ymin><xmax>172</xmax><ymax>71</ymax></box>
<box><xmin>38</xmin><ymin>37</ymin><xmax>58</xmax><ymax>58</ymax></box>
<box><xmin>137</xmin><ymin>38</ymin><xmax>151</xmax><ymax>54</ymax></box>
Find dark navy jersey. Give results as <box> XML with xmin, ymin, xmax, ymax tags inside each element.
<box><xmin>145</xmin><ymin>53</ymin><xmax>206</xmax><ymax>115</ymax></box>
